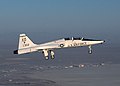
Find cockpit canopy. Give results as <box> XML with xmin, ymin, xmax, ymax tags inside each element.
<box><xmin>64</xmin><ymin>38</ymin><xmax>70</xmax><ymax>40</ymax></box>
<box><xmin>64</xmin><ymin>37</ymin><xmax>81</xmax><ymax>40</ymax></box>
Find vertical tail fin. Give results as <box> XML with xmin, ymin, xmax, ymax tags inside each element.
<box><xmin>18</xmin><ymin>34</ymin><xmax>36</xmax><ymax>49</ymax></box>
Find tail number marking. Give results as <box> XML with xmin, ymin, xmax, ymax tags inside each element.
<box><xmin>22</xmin><ymin>38</ymin><xmax>29</xmax><ymax>47</ymax></box>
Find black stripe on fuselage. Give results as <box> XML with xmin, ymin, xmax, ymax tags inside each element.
<box><xmin>82</xmin><ymin>38</ymin><xmax>102</xmax><ymax>41</ymax></box>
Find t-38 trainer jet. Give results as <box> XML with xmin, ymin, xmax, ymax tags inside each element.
<box><xmin>14</xmin><ymin>34</ymin><xmax>105</xmax><ymax>60</ymax></box>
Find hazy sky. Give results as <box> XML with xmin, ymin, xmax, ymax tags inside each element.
<box><xmin>0</xmin><ymin>0</ymin><xmax>120</xmax><ymax>64</ymax></box>
<box><xmin>0</xmin><ymin>0</ymin><xmax>120</xmax><ymax>42</ymax></box>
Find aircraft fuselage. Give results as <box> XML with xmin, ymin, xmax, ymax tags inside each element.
<box><xmin>14</xmin><ymin>34</ymin><xmax>105</xmax><ymax>60</ymax></box>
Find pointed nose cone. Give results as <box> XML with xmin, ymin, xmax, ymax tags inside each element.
<box><xmin>91</xmin><ymin>40</ymin><xmax>105</xmax><ymax>45</ymax></box>
<box><xmin>98</xmin><ymin>40</ymin><xmax>105</xmax><ymax>44</ymax></box>
<box><xmin>102</xmin><ymin>40</ymin><xmax>105</xmax><ymax>43</ymax></box>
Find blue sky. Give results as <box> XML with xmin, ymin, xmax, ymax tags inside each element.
<box><xmin>0</xmin><ymin>0</ymin><xmax>120</xmax><ymax>44</ymax></box>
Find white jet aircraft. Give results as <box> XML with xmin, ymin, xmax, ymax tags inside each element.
<box><xmin>14</xmin><ymin>34</ymin><xmax>105</xmax><ymax>60</ymax></box>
